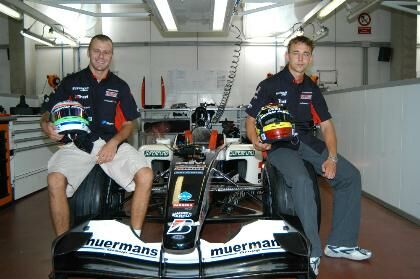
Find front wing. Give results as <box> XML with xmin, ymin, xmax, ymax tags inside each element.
<box><xmin>52</xmin><ymin>219</ymin><xmax>310</xmax><ymax>278</ymax></box>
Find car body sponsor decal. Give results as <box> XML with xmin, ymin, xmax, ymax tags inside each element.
<box><xmin>167</xmin><ymin>219</ymin><xmax>196</xmax><ymax>235</ymax></box>
<box><xmin>172</xmin><ymin>211</ymin><xmax>193</xmax><ymax>218</ymax></box>
<box><xmin>178</xmin><ymin>191</ymin><xmax>192</xmax><ymax>201</ymax></box>
<box><xmin>229</xmin><ymin>150</ymin><xmax>255</xmax><ymax>157</ymax></box>
<box><xmin>144</xmin><ymin>150</ymin><xmax>170</xmax><ymax>157</ymax></box>
<box><xmin>173</xmin><ymin>203</ymin><xmax>194</xmax><ymax>208</ymax></box>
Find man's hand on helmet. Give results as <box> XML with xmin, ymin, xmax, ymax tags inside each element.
<box><xmin>253</xmin><ymin>139</ymin><xmax>271</xmax><ymax>151</ymax></box>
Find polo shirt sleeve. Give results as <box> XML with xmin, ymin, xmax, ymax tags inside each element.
<box><xmin>118</xmin><ymin>82</ymin><xmax>140</xmax><ymax>121</ymax></box>
<box><xmin>311</xmin><ymin>85</ymin><xmax>331</xmax><ymax>122</ymax></box>
<box><xmin>245</xmin><ymin>82</ymin><xmax>271</xmax><ymax>118</ymax></box>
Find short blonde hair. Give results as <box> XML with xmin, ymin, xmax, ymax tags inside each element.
<box><xmin>287</xmin><ymin>36</ymin><xmax>314</xmax><ymax>54</ymax></box>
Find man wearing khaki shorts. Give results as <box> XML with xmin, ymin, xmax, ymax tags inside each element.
<box><xmin>41</xmin><ymin>34</ymin><xmax>153</xmax><ymax>237</ymax></box>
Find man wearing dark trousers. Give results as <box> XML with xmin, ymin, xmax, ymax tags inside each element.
<box><xmin>245</xmin><ymin>36</ymin><xmax>372</xmax><ymax>277</ymax></box>
<box><xmin>41</xmin><ymin>34</ymin><xmax>153</xmax><ymax>238</ymax></box>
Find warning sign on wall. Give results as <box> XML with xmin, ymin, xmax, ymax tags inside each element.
<box><xmin>358</xmin><ymin>27</ymin><xmax>371</xmax><ymax>34</ymax></box>
<box><xmin>358</xmin><ymin>12</ymin><xmax>372</xmax><ymax>34</ymax></box>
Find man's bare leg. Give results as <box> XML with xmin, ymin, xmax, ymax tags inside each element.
<box><xmin>48</xmin><ymin>172</ymin><xmax>69</xmax><ymax>236</ymax></box>
<box><xmin>131</xmin><ymin>167</ymin><xmax>153</xmax><ymax>231</ymax></box>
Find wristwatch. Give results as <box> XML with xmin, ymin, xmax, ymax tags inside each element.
<box><xmin>328</xmin><ymin>155</ymin><xmax>338</xmax><ymax>163</ymax></box>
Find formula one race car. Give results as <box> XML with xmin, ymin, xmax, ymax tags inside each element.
<box><xmin>50</xmin><ymin>126</ymin><xmax>320</xmax><ymax>279</ymax></box>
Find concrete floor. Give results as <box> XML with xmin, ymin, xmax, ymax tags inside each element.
<box><xmin>0</xmin><ymin>179</ymin><xmax>419</xmax><ymax>279</ymax></box>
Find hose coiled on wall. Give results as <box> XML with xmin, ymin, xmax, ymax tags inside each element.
<box><xmin>211</xmin><ymin>24</ymin><xmax>242</xmax><ymax>125</ymax></box>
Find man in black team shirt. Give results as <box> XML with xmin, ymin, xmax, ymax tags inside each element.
<box><xmin>41</xmin><ymin>34</ymin><xmax>152</xmax><ymax>238</ymax></box>
<box><xmin>245</xmin><ymin>36</ymin><xmax>372</xmax><ymax>276</ymax></box>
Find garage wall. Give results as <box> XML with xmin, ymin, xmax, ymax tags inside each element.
<box><xmin>0</xmin><ymin>16</ymin><xmax>10</xmax><ymax>94</ymax></box>
<box><xmin>22</xmin><ymin>4</ymin><xmax>392</xmax><ymax>110</ymax></box>
<box><xmin>324</xmin><ymin>80</ymin><xmax>420</xmax><ymax>221</ymax></box>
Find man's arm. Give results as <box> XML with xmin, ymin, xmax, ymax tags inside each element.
<box><xmin>319</xmin><ymin>119</ymin><xmax>337</xmax><ymax>179</ymax></box>
<box><xmin>96</xmin><ymin>120</ymin><xmax>134</xmax><ymax>164</ymax></box>
<box><xmin>40</xmin><ymin>111</ymin><xmax>64</xmax><ymax>142</ymax></box>
<box><xmin>246</xmin><ymin>116</ymin><xmax>271</xmax><ymax>151</ymax></box>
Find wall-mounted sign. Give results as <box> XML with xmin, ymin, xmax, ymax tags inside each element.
<box><xmin>358</xmin><ymin>12</ymin><xmax>371</xmax><ymax>34</ymax></box>
<box><xmin>358</xmin><ymin>13</ymin><xmax>371</xmax><ymax>26</ymax></box>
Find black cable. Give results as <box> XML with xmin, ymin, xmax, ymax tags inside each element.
<box><xmin>211</xmin><ymin>24</ymin><xmax>242</xmax><ymax>124</ymax></box>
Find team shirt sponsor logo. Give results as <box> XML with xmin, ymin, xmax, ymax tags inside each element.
<box><xmin>74</xmin><ymin>94</ymin><xmax>89</xmax><ymax>100</ymax></box>
<box><xmin>101</xmin><ymin>120</ymin><xmax>114</xmax><ymax>126</ymax></box>
<box><xmin>275</xmin><ymin>91</ymin><xmax>287</xmax><ymax>97</ymax></box>
<box><xmin>144</xmin><ymin>150</ymin><xmax>170</xmax><ymax>157</ymax></box>
<box><xmin>72</xmin><ymin>86</ymin><xmax>89</xmax><ymax>92</ymax></box>
<box><xmin>172</xmin><ymin>211</ymin><xmax>193</xmax><ymax>218</ymax></box>
<box><xmin>300</xmin><ymin>91</ymin><xmax>312</xmax><ymax>105</ymax></box>
<box><xmin>105</xmin><ymin>89</ymin><xmax>119</xmax><ymax>98</ymax></box>
<box><xmin>229</xmin><ymin>150</ymin><xmax>255</xmax><ymax>157</ymax></box>
<box><xmin>253</xmin><ymin>86</ymin><xmax>261</xmax><ymax>99</ymax></box>
<box><xmin>300</xmin><ymin>92</ymin><xmax>312</xmax><ymax>100</ymax></box>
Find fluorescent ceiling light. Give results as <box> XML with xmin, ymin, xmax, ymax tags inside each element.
<box><xmin>20</xmin><ymin>29</ymin><xmax>55</xmax><ymax>47</ymax></box>
<box><xmin>53</xmin><ymin>31</ymin><xmax>78</xmax><ymax>47</ymax></box>
<box><xmin>154</xmin><ymin>0</ymin><xmax>177</xmax><ymax>31</ymax></box>
<box><xmin>318</xmin><ymin>0</ymin><xmax>346</xmax><ymax>19</ymax></box>
<box><xmin>0</xmin><ymin>3</ymin><xmax>22</xmax><ymax>20</ymax></box>
<box><xmin>213</xmin><ymin>0</ymin><xmax>228</xmax><ymax>31</ymax></box>
<box><xmin>302</xmin><ymin>0</ymin><xmax>331</xmax><ymax>24</ymax></box>
<box><xmin>347</xmin><ymin>0</ymin><xmax>381</xmax><ymax>21</ymax></box>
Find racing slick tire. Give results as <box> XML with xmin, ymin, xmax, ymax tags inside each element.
<box><xmin>68</xmin><ymin>164</ymin><xmax>124</xmax><ymax>226</ymax></box>
<box><xmin>262</xmin><ymin>159</ymin><xmax>321</xmax><ymax>231</ymax></box>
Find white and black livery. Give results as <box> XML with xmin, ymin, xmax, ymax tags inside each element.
<box><xmin>50</xmin><ymin>112</ymin><xmax>321</xmax><ymax>279</ymax></box>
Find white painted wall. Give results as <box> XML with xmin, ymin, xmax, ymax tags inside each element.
<box><xmin>20</xmin><ymin>3</ymin><xmax>392</xmax><ymax>110</ymax></box>
<box><xmin>324</xmin><ymin>81</ymin><xmax>420</xmax><ymax>220</ymax></box>
<box><xmin>0</xmin><ymin>16</ymin><xmax>10</xmax><ymax>94</ymax></box>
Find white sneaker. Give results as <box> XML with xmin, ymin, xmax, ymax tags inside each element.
<box><xmin>310</xmin><ymin>256</ymin><xmax>320</xmax><ymax>276</ymax></box>
<box><xmin>324</xmin><ymin>245</ymin><xmax>372</xmax><ymax>260</ymax></box>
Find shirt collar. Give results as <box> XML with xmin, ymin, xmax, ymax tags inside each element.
<box><xmin>84</xmin><ymin>66</ymin><xmax>112</xmax><ymax>82</ymax></box>
<box><xmin>284</xmin><ymin>65</ymin><xmax>305</xmax><ymax>85</ymax></box>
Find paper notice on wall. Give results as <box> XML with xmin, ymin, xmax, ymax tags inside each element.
<box><xmin>167</xmin><ymin>69</ymin><xmax>227</xmax><ymax>95</ymax></box>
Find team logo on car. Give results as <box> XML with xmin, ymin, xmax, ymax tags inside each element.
<box><xmin>144</xmin><ymin>150</ymin><xmax>170</xmax><ymax>157</ymax></box>
<box><xmin>178</xmin><ymin>191</ymin><xmax>192</xmax><ymax>201</ymax></box>
<box><xmin>173</xmin><ymin>203</ymin><xmax>194</xmax><ymax>208</ymax></box>
<box><xmin>172</xmin><ymin>211</ymin><xmax>193</xmax><ymax>218</ymax></box>
<box><xmin>171</xmin><ymin>235</ymin><xmax>185</xmax><ymax>240</ymax></box>
<box><xmin>229</xmin><ymin>150</ymin><xmax>255</xmax><ymax>157</ymax></box>
<box><xmin>167</xmin><ymin>219</ymin><xmax>195</xmax><ymax>235</ymax></box>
